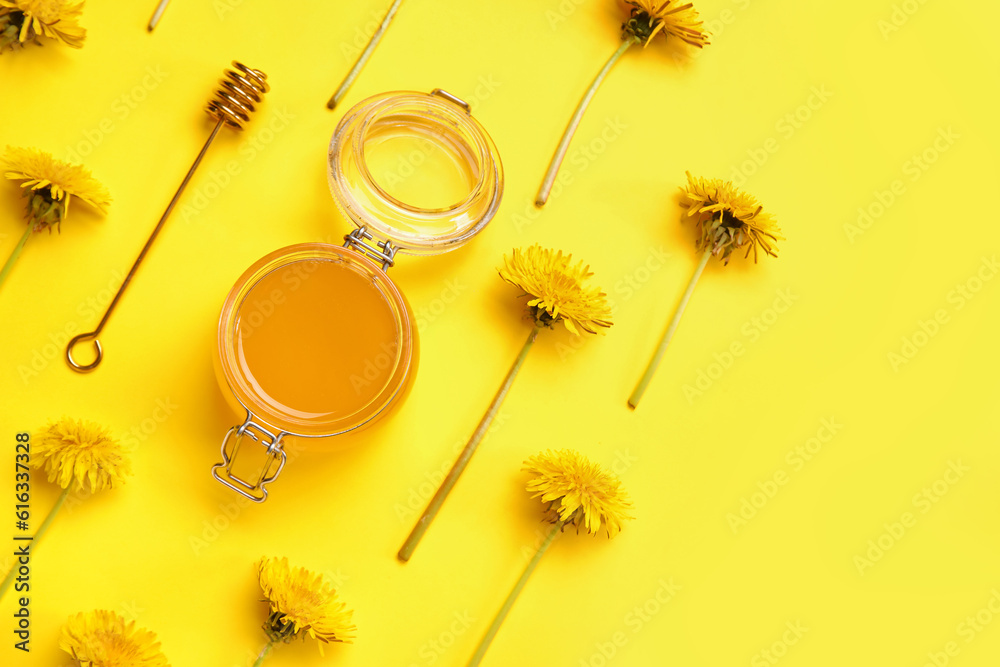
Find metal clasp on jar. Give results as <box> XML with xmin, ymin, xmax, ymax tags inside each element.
<box><xmin>430</xmin><ymin>88</ymin><xmax>471</xmax><ymax>113</ymax></box>
<box><xmin>211</xmin><ymin>410</ymin><xmax>288</xmax><ymax>502</ymax></box>
<box><xmin>343</xmin><ymin>225</ymin><xmax>397</xmax><ymax>271</ymax></box>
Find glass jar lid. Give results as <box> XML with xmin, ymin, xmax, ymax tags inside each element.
<box><xmin>328</xmin><ymin>89</ymin><xmax>504</xmax><ymax>256</ymax></box>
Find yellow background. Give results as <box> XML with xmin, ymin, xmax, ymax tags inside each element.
<box><xmin>2</xmin><ymin>0</ymin><xmax>999</xmax><ymax>665</ymax></box>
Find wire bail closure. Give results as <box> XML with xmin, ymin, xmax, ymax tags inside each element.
<box><xmin>211</xmin><ymin>410</ymin><xmax>287</xmax><ymax>503</ymax></box>
<box><xmin>344</xmin><ymin>226</ymin><xmax>397</xmax><ymax>271</ymax></box>
<box><xmin>430</xmin><ymin>88</ymin><xmax>471</xmax><ymax>113</ymax></box>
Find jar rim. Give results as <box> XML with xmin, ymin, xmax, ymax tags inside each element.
<box><xmin>216</xmin><ymin>243</ymin><xmax>415</xmax><ymax>437</ymax></box>
<box><xmin>355</xmin><ymin>93</ymin><xmax>484</xmax><ymax>215</ymax></box>
<box><xmin>328</xmin><ymin>90</ymin><xmax>504</xmax><ymax>256</ymax></box>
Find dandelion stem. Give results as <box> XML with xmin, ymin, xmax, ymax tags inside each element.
<box><xmin>535</xmin><ymin>37</ymin><xmax>636</xmax><ymax>207</ymax></box>
<box><xmin>629</xmin><ymin>248</ymin><xmax>711</xmax><ymax>409</ymax></box>
<box><xmin>326</xmin><ymin>0</ymin><xmax>405</xmax><ymax>109</ymax></box>
<box><xmin>251</xmin><ymin>641</ymin><xmax>274</xmax><ymax>667</ymax></box>
<box><xmin>0</xmin><ymin>225</ymin><xmax>31</xmax><ymax>294</ymax></box>
<box><xmin>467</xmin><ymin>520</ymin><xmax>563</xmax><ymax>667</ymax></box>
<box><xmin>399</xmin><ymin>323</ymin><xmax>542</xmax><ymax>562</ymax></box>
<box><xmin>147</xmin><ymin>0</ymin><xmax>171</xmax><ymax>31</ymax></box>
<box><xmin>0</xmin><ymin>486</ymin><xmax>69</xmax><ymax>601</ymax></box>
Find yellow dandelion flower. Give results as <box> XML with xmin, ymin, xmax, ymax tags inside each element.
<box><xmin>622</xmin><ymin>0</ymin><xmax>709</xmax><ymax>48</ymax></box>
<box><xmin>257</xmin><ymin>557</ymin><xmax>356</xmax><ymax>651</ymax></box>
<box><xmin>60</xmin><ymin>610</ymin><xmax>170</xmax><ymax>667</ymax></box>
<box><xmin>0</xmin><ymin>420</ymin><xmax>129</xmax><ymax>602</ymax></box>
<box><xmin>681</xmin><ymin>171</ymin><xmax>783</xmax><ymax>264</ymax></box>
<box><xmin>628</xmin><ymin>173</ymin><xmax>785</xmax><ymax>409</ymax></box>
<box><xmin>0</xmin><ymin>0</ymin><xmax>85</xmax><ymax>51</ymax></box>
<box><xmin>536</xmin><ymin>0</ymin><xmax>709</xmax><ymax>207</ymax></box>
<box><xmin>499</xmin><ymin>245</ymin><xmax>613</xmax><ymax>335</ymax></box>
<box><xmin>32</xmin><ymin>418</ymin><xmax>131</xmax><ymax>493</ymax></box>
<box><xmin>0</xmin><ymin>147</ymin><xmax>109</xmax><ymax>294</ymax></box>
<box><xmin>466</xmin><ymin>451</ymin><xmax>636</xmax><ymax>666</ymax></box>
<box><xmin>4</xmin><ymin>146</ymin><xmax>110</xmax><ymax>231</ymax></box>
<box><xmin>398</xmin><ymin>246</ymin><xmax>614</xmax><ymax>562</ymax></box>
<box><xmin>524</xmin><ymin>449</ymin><xmax>635</xmax><ymax>537</ymax></box>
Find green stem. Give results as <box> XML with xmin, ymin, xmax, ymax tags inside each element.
<box><xmin>535</xmin><ymin>37</ymin><xmax>636</xmax><ymax>207</ymax></box>
<box><xmin>327</xmin><ymin>0</ymin><xmax>405</xmax><ymax>109</ymax></box>
<box><xmin>629</xmin><ymin>248</ymin><xmax>712</xmax><ymax>409</ymax></box>
<box><xmin>147</xmin><ymin>0</ymin><xmax>171</xmax><ymax>30</ymax></box>
<box><xmin>251</xmin><ymin>642</ymin><xmax>274</xmax><ymax>667</ymax></box>
<box><xmin>0</xmin><ymin>486</ymin><xmax>69</xmax><ymax>602</ymax></box>
<box><xmin>466</xmin><ymin>521</ymin><xmax>563</xmax><ymax>667</ymax></box>
<box><xmin>399</xmin><ymin>324</ymin><xmax>542</xmax><ymax>562</ymax></box>
<box><xmin>0</xmin><ymin>225</ymin><xmax>32</xmax><ymax>294</ymax></box>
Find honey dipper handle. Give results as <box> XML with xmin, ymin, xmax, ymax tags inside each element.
<box><xmin>64</xmin><ymin>119</ymin><xmax>225</xmax><ymax>373</ymax></box>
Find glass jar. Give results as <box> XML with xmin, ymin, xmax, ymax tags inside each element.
<box><xmin>212</xmin><ymin>89</ymin><xmax>503</xmax><ymax>502</ymax></box>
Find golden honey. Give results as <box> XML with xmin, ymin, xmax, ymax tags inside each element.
<box><xmin>215</xmin><ymin>244</ymin><xmax>414</xmax><ymax>444</ymax></box>
<box><xmin>234</xmin><ymin>258</ymin><xmax>399</xmax><ymax>421</ymax></box>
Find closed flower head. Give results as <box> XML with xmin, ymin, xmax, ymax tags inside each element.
<box><xmin>499</xmin><ymin>245</ymin><xmax>613</xmax><ymax>335</ymax></box>
<box><xmin>524</xmin><ymin>449</ymin><xmax>634</xmax><ymax>537</ymax></box>
<box><xmin>0</xmin><ymin>0</ymin><xmax>85</xmax><ymax>51</ymax></box>
<box><xmin>681</xmin><ymin>171</ymin><xmax>782</xmax><ymax>263</ymax></box>
<box><xmin>257</xmin><ymin>557</ymin><xmax>356</xmax><ymax>652</ymax></box>
<box><xmin>32</xmin><ymin>418</ymin><xmax>131</xmax><ymax>493</ymax></box>
<box><xmin>622</xmin><ymin>0</ymin><xmax>709</xmax><ymax>48</ymax></box>
<box><xmin>60</xmin><ymin>610</ymin><xmax>170</xmax><ymax>667</ymax></box>
<box><xmin>3</xmin><ymin>146</ymin><xmax>110</xmax><ymax>231</ymax></box>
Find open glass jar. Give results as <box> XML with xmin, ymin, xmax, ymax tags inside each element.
<box><xmin>212</xmin><ymin>89</ymin><xmax>503</xmax><ymax>501</ymax></box>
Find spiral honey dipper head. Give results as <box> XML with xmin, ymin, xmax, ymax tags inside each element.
<box><xmin>206</xmin><ymin>61</ymin><xmax>269</xmax><ymax>130</ymax></box>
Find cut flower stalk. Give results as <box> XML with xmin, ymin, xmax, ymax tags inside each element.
<box><xmin>0</xmin><ymin>417</ymin><xmax>130</xmax><ymax>602</ymax></box>
<box><xmin>0</xmin><ymin>223</ymin><xmax>31</xmax><ymax>292</ymax></box>
<box><xmin>0</xmin><ymin>487</ymin><xmax>69</xmax><ymax>600</ymax></box>
<box><xmin>398</xmin><ymin>245</ymin><xmax>613</xmax><ymax>562</ymax></box>
<box><xmin>534</xmin><ymin>1</ymin><xmax>709</xmax><ymax>208</ymax></box>
<box><xmin>467</xmin><ymin>520</ymin><xmax>563</xmax><ymax>667</ymax></box>
<box><xmin>628</xmin><ymin>172</ymin><xmax>782</xmax><ymax>408</ymax></box>
<box><xmin>326</xmin><ymin>0</ymin><xmax>405</xmax><ymax>109</ymax></box>
<box><xmin>398</xmin><ymin>323</ymin><xmax>542</xmax><ymax>562</ymax></box>
<box><xmin>535</xmin><ymin>37</ymin><xmax>636</xmax><ymax>206</ymax></box>
<box><xmin>464</xmin><ymin>450</ymin><xmax>634</xmax><ymax>665</ymax></box>
<box><xmin>629</xmin><ymin>247</ymin><xmax>710</xmax><ymax>408</ymax></box>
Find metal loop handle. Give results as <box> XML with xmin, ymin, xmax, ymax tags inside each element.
<box><xmin>431</xmin><ymin>88</ymin><xmax>471</xmax><ymax>113</ymax></box>
<box><xmin>66</xmin><ymin>332</ymin><xmax>103</xmax><ymax>372</ymax></box>
<box><xmin>211</xmin><ymin>411</ymin><xmax>287</xmax><ymax>503</ymax></box>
